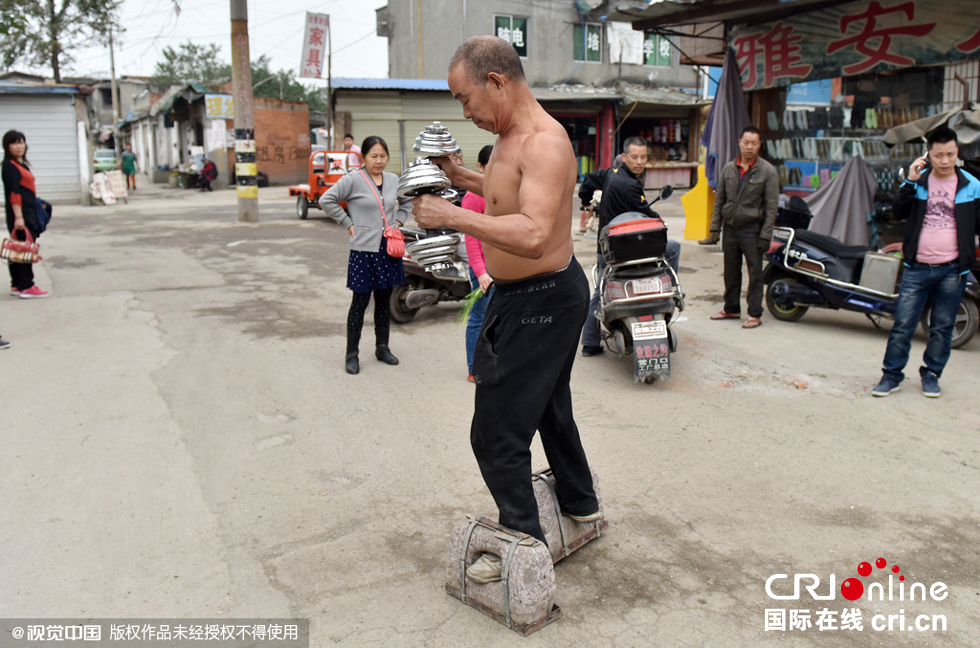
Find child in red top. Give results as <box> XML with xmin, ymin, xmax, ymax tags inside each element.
<box><xmin>461</xmin><ymin>145</ymin><xmax>494</xmax><ymax>380</ymax></box>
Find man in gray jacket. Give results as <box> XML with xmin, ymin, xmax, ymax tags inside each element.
<box><xmin>707</xmin><ymin>125</ymin><xmax>779</xmax><ymax>329</ymax></box>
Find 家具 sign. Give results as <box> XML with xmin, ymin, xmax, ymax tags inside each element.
<box><xmin>730</xmin><ymin>0</ymin><xmax>980</xmax><ymax>90</ymax></box>
<box><xmin>301</xmin><ymin>12</ymin><xmax>329</xmax><ymax>79</ymax></box>
<box><xmin>205</xmin><ymin>94</ymin><xmax>234</xmax><ymax>119</ymax></box>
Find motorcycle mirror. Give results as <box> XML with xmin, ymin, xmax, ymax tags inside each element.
<box><xmin>897</xmin><ymin>166</ymin><xmax>905</xmax><ymax>183</ymax></box>
<box><xmin>659</xmin><ymin>185</ymin><xmax>674</xmax><ymax>201</ymax></box>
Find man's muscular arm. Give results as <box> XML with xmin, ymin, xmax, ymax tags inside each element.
<box><xmin>413</xmin><ymin>131</ymin><xmax>571</xmax><ymax>259</ymax></box>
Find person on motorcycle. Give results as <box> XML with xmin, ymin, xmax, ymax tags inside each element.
<box><xmin>578</xmin><ymin>136</ymin><xmax>681</xmax><ymax>356</ymax></box>
<box><xmin>872</xmin><ymin>126</ymin><xmax>980</xmax><ymax>398</ymax></box>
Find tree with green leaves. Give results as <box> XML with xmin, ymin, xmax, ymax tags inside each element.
<box><xmin>249</xmin><ymin>55</ymin><xmax>326</xmax><ymax>112</ymax></box>
<box><xmin>153</xmin><ymin>42</ymin><xmax>326</xmax><ymax>111</ymax></box>
<box><xmin>152</xmin><ymin>41</ymin><xmax>231</xmax><ymax>91</ymax></box>
<box><xmin>0</xmin><ymin>10</ymin><xmax>27</xmax><ymax>36</ymax></box>
<box><xmin>0</xmin><ymin>0</ymin><xmax>122</xmax><ymax>82</ymax></box>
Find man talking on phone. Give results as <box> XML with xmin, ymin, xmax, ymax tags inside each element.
<box><xmin>872</xmin><ymin>126</ymin><xmax>980</xmax><ymax>398</ymax></box>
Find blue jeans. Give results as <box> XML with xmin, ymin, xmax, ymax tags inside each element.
<box><xmin>466</xmin><ymin>267</ymin><xmax>493</xmax><ymax>374</ymax></box>
<box><xmin>882</xmin><ymin>262</ymin><xmax>967</xmax><ymax>382</ymax></box>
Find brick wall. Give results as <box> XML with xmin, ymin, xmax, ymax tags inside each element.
<box><xmin>253</xmin><ymin>97</ymin><xmax>310</xmax><ymax>185</ymax></box>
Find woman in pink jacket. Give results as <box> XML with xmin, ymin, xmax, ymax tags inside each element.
<box><xmin>461</xmin><ymin>145</ymin><xmax>494</xmax><ymax>381</ymax></box>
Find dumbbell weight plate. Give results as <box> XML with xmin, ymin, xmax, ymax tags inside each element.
<box><xmin>397</xmin><ymin>174</ymin><xmax>452</xmax><ymax>199</ymax></box>
<box><xmin>405</xmin><ymin>234</ymin><xmax>461</xmax><ymax>253</ymax></box>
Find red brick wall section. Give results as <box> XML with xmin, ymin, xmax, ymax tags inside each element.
<box><xmin>253</xmin><ymin>97</ymin><xmax>311</xmax><ymax>185</ymax></box>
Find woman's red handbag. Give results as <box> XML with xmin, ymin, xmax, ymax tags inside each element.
<box><xmin>1</xmin><ymin>228</ymin><xmax>41</xmax><ymax>264</ymax></box>
<box><xmin>361</xmin><ymin>169</ymin><xmax>405</xmax><ymax>259</ymax></box>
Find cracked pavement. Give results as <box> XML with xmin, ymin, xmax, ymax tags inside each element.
<box><xmin>1</xmin><ymin>184</ymin><xmax>978</xmax><ymax>647</ymax></box>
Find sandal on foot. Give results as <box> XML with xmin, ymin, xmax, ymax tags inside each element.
<box><xmin>710</xmin><ymin>311</ymin><xmax>740</xmax><ymax>320</ymax></box>
<box><xmin>742</xmin><ymin>317</ymin><xmax>762</xmax><ymax>329</ymax></box>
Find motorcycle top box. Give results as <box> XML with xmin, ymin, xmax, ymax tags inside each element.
<box><xmin>599</xmin><ymin>218</ymin><xmax>668</xmax><ymax>265</ymax></box>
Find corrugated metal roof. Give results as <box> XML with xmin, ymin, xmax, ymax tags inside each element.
<box><xmin>333</xmin><ymin>78</ymin><xmax>450</xmax><ymax>91</ymax></box>
<box><xmin>0</xmin><ymin>81</ymin><xmax>79</xmax><ymax>95</ymax></box>
<box><xmin>532</xmin><ymin>85</ymin><xmax>623</xmax><ymax>102</ymax></box>
<box><xmin>602</xmin><ymin>0</ymin><xmax>853</xmax><ymax>29</ymax></box>
<box><xmin>620</xmin><ymin>85</ymin><xmax>704</xmax><ymax>106</ymax></box>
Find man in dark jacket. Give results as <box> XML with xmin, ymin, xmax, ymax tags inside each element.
<box><xmin>578</xmin><ymin>136</ymin><xmax>681</xmax><ymax>356</ymax></box>
<box><xmin>872</xmin><ymin>126</ymin><xmax>980</xmax><ymax>398</ymax></box>
<box><xmin>707</xmin><ymin>125</ymin><xmax>779</xmax><ymax>329</ymax></box>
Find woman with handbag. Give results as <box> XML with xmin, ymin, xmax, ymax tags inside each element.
<box><xmin>2</xmin><ymin>130</ymin><xmax>48</xmax><ymax>298</ymax></box>
<box><xmin>319</xmin><ymin>136</ymin><xmax>409</xmax><ymax>375</ymax></box>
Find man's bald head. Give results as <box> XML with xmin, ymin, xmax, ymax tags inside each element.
<box><xmin>449</xmin><ymin>35</ymin><xmax>526</xmax><ymax>86</ymax></box>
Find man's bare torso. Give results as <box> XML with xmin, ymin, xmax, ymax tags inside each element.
<box><xmin>480</xmin><ymin>113</ymin><xmax>577</xmax><ymax>281</ymax></box>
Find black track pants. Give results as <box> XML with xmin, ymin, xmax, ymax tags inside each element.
<box><xmin>470</xmin><ymin>256</ymin><xmax>599</xmax><ymax>543</ymax></box>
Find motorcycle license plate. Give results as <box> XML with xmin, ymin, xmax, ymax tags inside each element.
<box><xmin>631</xmin><ymin>320</ymin><xmax>667</xmax><ymax>340</ymax></box>
<box><xmin>631</xmin><ymin>278</ymin><xmax>662</xmax><ymax>294</ymax></box>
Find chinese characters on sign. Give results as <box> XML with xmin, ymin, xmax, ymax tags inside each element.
<box><xmin>730</xmin><ymin>0</ymin><xmax>980</xmax><ymax>90</ymax></box>
<box><xmin>765</xmin><ymin>608</ymin><xmax>865</xmax><ymax>631</ymax></box>
<box><xmin>494</xmin><ymin>15</ymin><xmax>528</xmax><ymax>57</ymax></box>
<box><xmin>204</xmin><ymin>94</ymin><xmax>234</xmax><ymax>119</ymax></box>
<box><xmin>300</xmin><ymin>12</ymin><xmax>329</xmax><ymax>79</ymax></box>
<box><xmin>825</xmin><ymin>1</ymin><xmax>935</xmax><ymax>75</ymax></box>
<box><xmin>734</xmin><ymin>22</ymin><xmax>812</xmax><ymax>89</ymax></box>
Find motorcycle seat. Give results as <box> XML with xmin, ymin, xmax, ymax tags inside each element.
<box><xmin>793</xmin><ymin>229</ymin><xmax>870</xmax><ymax>260</ymax></box>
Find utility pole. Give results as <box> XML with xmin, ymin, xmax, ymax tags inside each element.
<box><xmin>327</xmin><ymin>20</ymin><xmax>332</xmax><ymax>149</ymax></box>
<box><xmin>230</xmin><ymin>0</ymin><xmax>259</xmax><ymax>222</ymax></box>
<box><xmin>109</xmin><ymin>26</ymin><xmax>121</xmax><ymax>156</ymax></box>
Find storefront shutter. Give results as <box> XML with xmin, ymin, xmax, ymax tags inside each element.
<box><xmin>0</xmin><ymin>94</ymin><xmax>81</xmax><ymax>204</ymax></box>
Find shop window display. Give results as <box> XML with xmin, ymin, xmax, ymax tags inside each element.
<box><xmin>759</xmin><ymin>67</ymin><xmax>950</xmax><ymax>238</ymax></box>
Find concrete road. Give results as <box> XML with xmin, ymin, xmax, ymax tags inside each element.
<box><xmin>1</xmin><ymin>184</ymin><xmax>978</xmax><ymax>647</ymax></box>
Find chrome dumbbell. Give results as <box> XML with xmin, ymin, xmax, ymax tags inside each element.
<box><xmin>413</xmin><ymin>121</ymin><xmax>461</xmax><ymax>157</ymax></box>
<box><xmin>397</xmin><ymin>157</ymin><xmax>453</xmax><ymax>200</ymax></box>
<box><xmin>405</xmin><ymin>232</ymin><xmax>465</xmax><ymax>276</ymax></box>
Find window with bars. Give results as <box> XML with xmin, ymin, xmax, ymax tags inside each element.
<box><xmin>494</xmin><ymin>15</ymin><xmax>528</xmax><ymax>58</ymax></box>
<box><xmin>644</xmin><ymin>33</ymin><xmax>672</xmax><ymax>67</ymax></box>
<box><xmin>573</xmin><ymin>23</ymin><xmax>602</xmax><ymax>62</ymax></box>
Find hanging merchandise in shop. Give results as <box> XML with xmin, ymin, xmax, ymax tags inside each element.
<box><xmin>730</xmin><ymin>0</ymin><xmax>980</xmax><ymax>91</ymax></box>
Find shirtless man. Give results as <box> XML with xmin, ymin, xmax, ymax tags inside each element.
<box><xmin>412</xmin><ymin>35</ymin><xmax>600</xmax><ymax>583</ymax></box>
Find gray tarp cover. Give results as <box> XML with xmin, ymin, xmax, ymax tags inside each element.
<box><xmin>702</xmin><ymin>49</ymin><xmax>751</xmax><ymax>188</ymax></box>
<box><xmin>803</xmin><ymin>156</ymin><xmax>877</xmax><ymax>247</ymax></box>
<box><xmin>883</xmin><ymin>108</ymin><xmax>980</xmax><ymax>145</ymax></box>
<box><xmin>883</xmin><ymin>108</ymin><xmax>980</xmax><ymax>160</ymax></box>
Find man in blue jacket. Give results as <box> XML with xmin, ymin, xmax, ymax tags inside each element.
<box><xmin>872</xmin><ymin>126</ymin><xmax>980</xmax><ymax>398</ymax></box>
<box><xmin>578</xmin><ymin>137</ymin><xmax>680</xmax><ymax>356</ymax></box>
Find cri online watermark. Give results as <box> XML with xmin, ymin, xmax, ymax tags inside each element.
<box><xmin>764</xmin><ymin>557</ymin><xmax>947</xmax><ymax>632</ymax></box>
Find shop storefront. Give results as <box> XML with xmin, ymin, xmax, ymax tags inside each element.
<box><xmin>617</xmin><ymin>0</ymin><xmax>980</xmax><ymax>194</ymax></box>
<box><xmin>613</xmin><ymin>88</ymin><xmax>703</xmax><ymax>190</ymax></box>
<box><xmin>534</xmin><ymin>86</ymin><xmax>703</xmax><ymax>188</ymax></box>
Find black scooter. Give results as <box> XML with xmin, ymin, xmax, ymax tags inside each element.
<box><xmin>389</xmin><ymin>227</ymin><xmax>471</xmax><ymax>323</ymax></box>
<box><xmin>595</xmin><ymin>186</ymin><xmax>685</xmax><ymax>383</ymax></box>
<box><xmin>763</xmin><ymin>226</ymin><xmax>980</xmax><ymax>348</ymax></box>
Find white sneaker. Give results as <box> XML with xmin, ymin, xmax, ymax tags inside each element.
<box><xmin>466</xmin><ymin>553</ymin><xmax>502</xmax><ymax>584</ymax></box>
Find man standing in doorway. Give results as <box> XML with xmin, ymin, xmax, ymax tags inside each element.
<box><xmin>343</xmin><ymin>134</ymin><xmax>362</xmax><ymax>169</ymax></box>
<box><xmin>578</xmin><ymin>136</ymin><xmax>681</xmax><ymax>356</ymax></box>
<box><xmin>412</xmin><ymin>35</ymin><xmax>600</xmax><ymax>584</ymax></box>
<box><xmin>707</xmin><ymin>125</ymin><xmax>778</xmax><ymax>329</ymax></box>
<box><xmin>872</xmin><ymin>126</ymin><xmax>980</xmax><ymax>398</ymax></box>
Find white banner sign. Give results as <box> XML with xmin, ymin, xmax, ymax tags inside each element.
<box><xmin>204</xmin><ymin>94</ymin><xmax>234</xmax><ymax>119</ymax></box>
<box><xmin>300</xmin><ymin>12</ymin><xmax>329</xmax><ymax>79</ymax></box>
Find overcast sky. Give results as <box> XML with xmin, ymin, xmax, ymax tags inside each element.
<box><xmin>57</xmin><ymin>0</ymin><xmax>389</xmax><ymax>84</ymax></box>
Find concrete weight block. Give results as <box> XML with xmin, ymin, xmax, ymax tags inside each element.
<box><xmin>533</xmin><ymin>467</ymin><xmax>608</xmax><ymax>564</ymax></box>
<box><xmin>445</xmin><ymin>517</ymin><xmax>561</xmax><ymax>635</ymax></box>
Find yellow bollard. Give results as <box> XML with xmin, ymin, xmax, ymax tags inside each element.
<box><xmin>681</xmin><ymin>165</ymin><xmax>716</xmax><ymax>241</ymax></box>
